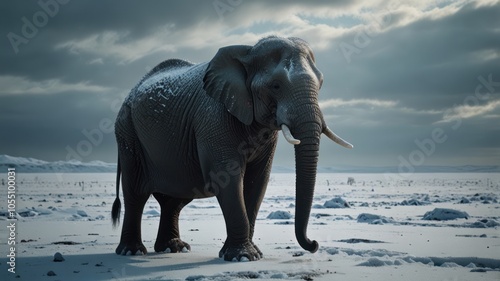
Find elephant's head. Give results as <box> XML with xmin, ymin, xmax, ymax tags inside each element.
<box><xmin>203</xmin><ymin>36</ymin><xmax>352</xmax><ymax>253</ymax></box>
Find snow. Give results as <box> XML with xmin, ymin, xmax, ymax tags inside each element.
<box><xmin>1</xmin><ymin>172</ymin><xmax>500</xmax><ymax>280</ymax></box>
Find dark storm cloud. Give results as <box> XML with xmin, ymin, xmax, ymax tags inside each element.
<box><xmin>322</xmin><ymin>2</ymin><xmax>500</xmax><ymax>103</ymax></box>
<box><xmin>1</xmin><ymin>1</ymin><xmax>217</xmax><ymax>81</ymax></box>
<box><xmin>308</xmin><ymin>2</ymin><xmax>500</xmax><ymax>166</ymax></box>
<box><xmin>0</xmin><ymin>0</ymin><xmax>498</xmax><ymax>166</ymax></box>
<box><xmin>0</xmin><ymin>91</ymin><xmax>120</xmax><ymax>161</ymax></box>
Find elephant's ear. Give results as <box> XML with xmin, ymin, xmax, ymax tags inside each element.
<box><xmin>203</xmin><ymin>45</ymin><xmax>253</xmax><ymax>125</ymax></box>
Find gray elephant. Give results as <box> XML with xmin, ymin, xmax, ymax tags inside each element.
<box><xmin>111</xmin><ymin>36</ymin><xmax>352</xmax><ymax>261</ymax></box>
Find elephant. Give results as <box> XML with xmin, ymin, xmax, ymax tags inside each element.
<box><xmin>111</xmin><ymin>36</ymin><xmax>352</xmax><ymax>262</ymax></box>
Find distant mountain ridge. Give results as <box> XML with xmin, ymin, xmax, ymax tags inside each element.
<box><xmin>1</xmin><ymin>155</ymin><xmax>498</xmax><ymax>173</ymax></box>
<box><xmin>0</xmin><ymin>155</ymin><xmax>116</xmax><ymax>173</ymax></box>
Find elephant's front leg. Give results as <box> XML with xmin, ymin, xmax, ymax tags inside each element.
<box><xmin>214</xmin><ymin>173</ymin><xmax>261</xmax><ymax>261</ymax></box>
<box><xmin>153</xmin><ymin>193</ymin><xmax>192</xmax><ymax>253</ymax></box>
<box><xmin>242</xmin><ymin>160</ymin><xmax>274</xmax><ymax>257</ymax></box>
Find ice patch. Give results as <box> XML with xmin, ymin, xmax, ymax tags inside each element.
<box><xmin>323</xmin><ymin>197</ymin><xmax>350</xmax><ymax>208</ymax></box>
<box><xmin>337</xmin><ymin>238</ymin><xmax>385</xmax><ymax>244</ymax></box>
<box><xmin>470</xmin><ymin>193</ymin><xmax>498</xmax><ymax>203</ymax></box>
<box><xmin>185</xmin><ymin>270</ymin><xmax>322</xmax><ymax>281</ymax></box>
<box><xmin>357</xmin><ymin>213</ymin><xmax>396</xmax><ymax>224</ymax></box>
<box><xmin>400</xmin><ymin>198</ymin><xmax>431</xmax><ymax>206</ymax></box>
<box><xmin>76</xmin><ymin>210</ymin><xmax>88</xmax><ymax>217</ymax></box>
<box><xmin>440</xmin><ymin>262</ymin><xmax>461</xmax><ymax>268</ymax></box>
<box><xmin>188</xmin><ymin>205</ymin><xmax>217</xmax><ymax>209</ymax></box>
<box><xmin>325</xmin><ymin>247</ymin><xmax>404</xmax><ymax>257</ymax></box>
<box><xmin>15</xmin><ymin>207</ymin><xmax>71</xmax><ymax>218</ymax></box>
<box><xmin>311</xmin><ymin>204</ymin><xmax>325</xmax><ymax>209</ymax></box>
<box><xmin>400</xmin><ymin>194</ymin><xmax>432</xmax><ymax>206</ymax></box>
<box><xmin>144</xmin><ymin>208</ymin><xmax>160</xmax><ymax>216</ymax></box>
<box><xmin>344</xmin><ymin>248</ymin><xmax>500</xmax><ymax>270</ymax></box>
<box><xmin>459</xmin><ymin>197</ymin><xmax>471</xmax><ymax>204</ymax></box>
<box><xmin>358</xmin><ymin>257</ymin><xmax>393</xmax><ymax>267</ymax></box>
<box><xmin>267</xmin><ymin>210</ymin><xmax>293</xmax><ymax>220</ymax></box>
<box><xmin>469</xmin><ymin>218</ymin><xmax>500</xmax><ymax>228</ymax></box>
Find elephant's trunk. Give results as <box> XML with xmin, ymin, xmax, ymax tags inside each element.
<box><xmin>293</xmin><ymin>121</ymin><xmax>321</xmax><ymax>253</ymax></box>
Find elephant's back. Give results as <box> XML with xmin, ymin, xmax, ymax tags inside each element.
<box><xmin>133</xmin><ymin>59</ymin><xmax>198</xmax><ymax>94</ymax></box>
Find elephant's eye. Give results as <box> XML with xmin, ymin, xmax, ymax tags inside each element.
<box><xmin>271</xmin><ymin>80</ymin><xmax>281</xmax><ymax>91</ymax></box>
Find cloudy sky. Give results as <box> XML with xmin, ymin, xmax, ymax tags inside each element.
<box><xmin>1</xmin><ymin>0</ymin><xmax>499</xmax><ymax>169</ymax></box>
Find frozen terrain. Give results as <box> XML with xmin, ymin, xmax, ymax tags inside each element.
<box><xmin>1</xmin><ymin>172</ymin><xmax>499</xmax><ymax>280</ymax></box>
<box><xmin>1</xmin><ymin>154</ymin><xmax>499</xmax><ymax>174</ymax></box>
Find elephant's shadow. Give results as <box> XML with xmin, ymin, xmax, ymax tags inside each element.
<box><xmin>15</xmin><ymin>252</ymin><xmax>226</xmax><ymax>281</ymax></box>
<box><xmin>112</xmin><ymin>253</ymin><xmax>228</xmax><ymax>280</ymax></box>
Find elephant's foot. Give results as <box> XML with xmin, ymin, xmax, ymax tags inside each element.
<box><xmin>115</xmin><ymin>242</ymin><xmax>147</xmax><ymax>256</ymax></box>
<box><xmin>219</xmin><ymin>241</ymin><xmax>263</xmax><ymax>259</ymax></box>
<box><xmin>219</xmin><ymin>241</ymin><xmax>261</xmax><ymax>261</ymax></box>
<box><xmin>155</xmin><ymin>238</ymin><xmax>191</xmax><ymax>253</ymax></box>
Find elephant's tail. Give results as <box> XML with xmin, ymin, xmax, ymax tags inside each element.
<box><xmin>111</xmin><ymin>156</ymin><xmax>121</xmax><ymax>228</ymax></box>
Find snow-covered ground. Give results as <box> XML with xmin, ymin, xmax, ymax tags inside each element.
<box><xmin>1</xmin><ymin>172</ymin><xmax>499</xmax><ymax>280</ymax></box>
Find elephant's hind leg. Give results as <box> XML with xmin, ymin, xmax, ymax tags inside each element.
<box><xmin>115</xmin><ymin>104</ymin><xmax>151</xmax><ymax>255</ymax></box>
<box><xmin>115</xmin><ymin>141</ymin><xmax>151</xmax><ymax>254</ymax></box>
<box><xmin>116</xmin><ymin>191</ymin><xmax>149</xmax><ymax>255</ymax></box>
<box><xmin>115</xmin><ymin>159</ymin><xmax>150</xmax><ymax>255</ymax></box>
<box><xmin>153</xmin><ymin>193</ymin><xmax>192</xmax><ymax>253</ymax></box>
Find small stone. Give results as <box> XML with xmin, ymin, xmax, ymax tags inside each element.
<box><xmin>53</xmin><ymin>252</ymin><xmax>64</xmax><ymax>262</ymax></box>
<box><xmin>47</xmin><ymin>270</ymin><xmax>57</xmax><ymax>276</ymax></box>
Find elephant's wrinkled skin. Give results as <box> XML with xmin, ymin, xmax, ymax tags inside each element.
<box><xmin>112</xmin><ymin>36</ymin><xmax>352</xmax><ymax>261</ymax></box>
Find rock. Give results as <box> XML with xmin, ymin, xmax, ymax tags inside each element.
<box><xmin>324</xmin><ymin>197</ymin><xmax>350</xmax><ymax>208</ymax></box>
<box><xmin>47</xmin><ymin>270</ymin><xmax>57</xmax><ymax>276</ymax></box>
<box><xmin>53</xmin><ymin>252</ymin><xmax>64</xmax><ymax>262</ymax></box>
<box><xmin>422</xmin><ymin>208</ymin><xmax>469</xmax><ymax>221</ymax></box>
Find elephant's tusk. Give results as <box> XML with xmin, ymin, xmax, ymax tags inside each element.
<box><xmin>323</xmin><ymin>126</ymin><xmax>353</xmax><ymax>149</ymax></box>
<box><xmin>281</xmin><ymin>124</ymin><xmax>301</xmax><ymax>145</ymax></box>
